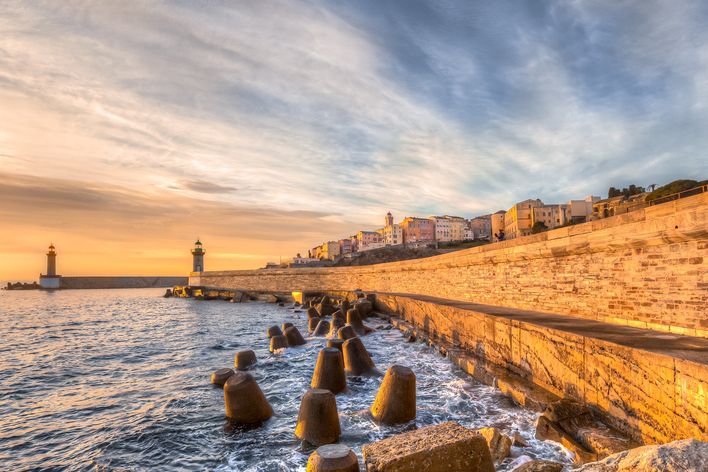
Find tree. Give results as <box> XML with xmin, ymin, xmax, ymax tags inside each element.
<box><xmin>608</xmin><ymin>187</ymin><xmax>622</xmax><ymax>198</ymax></box>
<box><xmin>531</xmin><ymin>221</ymin><xmax>548</xmax><ymax>234</ymax></box>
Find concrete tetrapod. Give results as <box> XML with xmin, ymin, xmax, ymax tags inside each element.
<box><xmin>311</xmin><ymin>348</ymin><xmax>346</xmax><ymax>394</ymax></box>
<box><xmin>285</xmin><ymin>326</ymin><xmax>307</xmax><ymax>346</ymax></box>
<box><xmin>326</xmin><ymin>339</ymin><xmax>344</xmax><ymax>353</ymax></box>
<box><xmin>270</xmin><ymin>334</ymin><xmax>289</xmax><ymax>352</ymax></box>
<box><xmin>346</xmin><ymin>309</ymin><xmax>366</xmax><ymax>335</ymax></box>
<box><xmin>307</xmin><ymin>307</ymin><xmax>319</xmax><ymax>319</ymax></box>
<box><xmin>267</xmin><ymin>325</ymin><xmax>283</xmax><ymax>338</ymax></box>
<box><xmin>370</xmin><ymin>365</ymin><xmax>416</xmax><ymax>424</ymax></box>
<box><xmin>313</xmin><ymin>320</ymin><xmax>331</xmax><ymax>337</ymax></box>
<box><xmin>342</xmin><ymin>337</ymin><xmax>377</xmax><ymax>376</ymax></box>
<box><xmin>224</xmin><ymin>372</ymin><xmax>273</xmax><ymax>424</ymax></box>
<box><xmin>340</xmin><ymin>300</ymin><xmax>350</xmax><ymax>316</ymax></box>
<box><xmin>234</xmin><ymin>350</ymin><xmax>257</xmax><ymax>370</ymax></box>
<box><xmin>328</xmin><ymin>318</ymin><xmax>345</xmax><ymax>338</ymax></box>
<box><xmin>282</xmin><ymin>322</ymin><xmax>294</xmax><ymax>332</ymax></box>
<box><xmin>308</xmin><ymin>317</ymin><xmax>322</xmax><ymax>333</ymax></box>
<box><xmin>211</xmin><ymin>368</ymin><xmax>235</xmax><ymax>387</ymax></box>
<box><xmin>307</xmin><ymin>444</ymin><xmax>359</xmax><ymax>472</ymax></box>
<box><xmin>295</xmin><ymin>388</ymin><xmax>341</xmax><ymax>446</ymax></box>
<box><xmin>337</xmin><ymin>325</ymin><xmax>357</xmax><ymax>341</ymax></box>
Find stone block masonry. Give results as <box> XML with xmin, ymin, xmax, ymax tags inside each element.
<box><xmin>192</xmin><ymin>192</ymin><xmax>707</xmax><ymax>337</ymax></box>
<box><xmin>60</xmin><ymin>276</ymin><xmax>187</xmax><ymax>289</ymax></box>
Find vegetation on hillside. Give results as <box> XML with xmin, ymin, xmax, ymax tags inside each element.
<box><xmin>646</xmin><ymin>179</ymin><xmax>707</xmax><ymax>202</ymax></box>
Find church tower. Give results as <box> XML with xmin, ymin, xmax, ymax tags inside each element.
<box><xmin>385</xmin><ymin>211</ymin><xmax>393</xmax><ymax>227</ymax></box>
<box><xmin>191</xmin><ymin>240</ymin><xmax>205</xmax><ymax>273</ymax></box>
<box><xmin>39</xmin><ymin>243</ymin><xmax>62</xmax><ymax>289</ymax></box>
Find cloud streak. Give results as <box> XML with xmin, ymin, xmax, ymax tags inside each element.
<box><xmin>0</xmin><ymin>0</ymin><xmax>707</xmax><ymax>277</ymax></box>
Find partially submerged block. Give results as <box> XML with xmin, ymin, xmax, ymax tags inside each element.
<box><xmin>362</xmin><ymin>421</ymin><xmax>494</xmax><ymax>472</ymax></box>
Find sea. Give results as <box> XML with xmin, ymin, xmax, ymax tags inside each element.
<box><xmin>0</xmin><ymin>288</ymin><xmax>572</xmax><ymax>471</ymax></box>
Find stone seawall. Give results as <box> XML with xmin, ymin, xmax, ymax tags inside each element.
<box><xmin>60</xmin><ymin>276</ymin><xmax>187</xmax><ymax>290</ymax></box>
<box><xmin>372</xmin><ymin>293</ymin><xmax>707</xmax><ymax>446</ymax></box>
<box><xmin>192</xmin><ymin>193</ymin><xmax>707</xmax><ymax>337</ymax></box>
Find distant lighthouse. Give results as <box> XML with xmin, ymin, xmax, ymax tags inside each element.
<box><xmin>191</xmin><ymin>240</ymin><xmax>205</xmax><ymax>273</ymax></box>
<box><xmin>39</xmin><ymin>243</ymin><xmax>62</xmax><ymax>289</ymax></box>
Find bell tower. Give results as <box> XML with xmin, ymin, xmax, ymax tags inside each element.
<box><xmin>191</xmin><ymin>240</ymin><xmax>205</xmax><ymax>273</ymax></box>
<box><xmin>385</xmin><ymin>211</ymin><xmax>393</xmax><ymax>227</ymax></box>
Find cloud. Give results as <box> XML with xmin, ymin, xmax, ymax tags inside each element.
<box><xmin>0</xmin><ymin>0</ymin><xmax>707</xmax><ymax>278</ymax></box>
<box><xmin>175</xmin><ymin>179</ymin><xmax>237</xmax><ymax>194</ymax></box>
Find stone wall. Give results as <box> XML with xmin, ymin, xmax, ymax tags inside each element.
<box><xmin>60</xmin><ymin>276</ymin><xmax>187</xmax><ymax>289</ymax></box>
<box><xmin>372</xmin><ymin>293</ymin><xmax>707</xmax><ymax>445</ymax></box>
<box><xmin>192</xmin><ymin>193</ymin><xmax>707</xmax><ymax>337</ymax></box>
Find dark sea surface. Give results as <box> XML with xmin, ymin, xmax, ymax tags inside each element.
<box><xmin>0</xmin><ymin>289</ymin><xmax>572</xmax><ymax>471</ymax></box>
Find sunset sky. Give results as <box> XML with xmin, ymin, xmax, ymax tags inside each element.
<box><xmin>1</xmin><ymin>0</ymin><xmax>707</xmax><ymax>280</ymax></box>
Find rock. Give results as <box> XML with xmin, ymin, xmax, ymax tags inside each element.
<box><xmin>337</xmin><ymin>325</ymin><xmax>357</xmax><ymax>340</ymax></box>
<box><xmin>295</xmin><ymin>389</ymin><xmax>341</xmax><ymax>446</ymax></box>
<box><xmin>263</xmin><ymin>294</ymin><xmax>279</xmax><ymax>303</ymax></box>
<box><xmin>224</xmin><ymin>372</ymin><xmax>273</xmax><ymax>424</ymax></box>
<box><xmin>326</xmin><ymin>338</ymin><xmax>344</xmax><ymax>352</ymax></box>
<box><xmin>317</xmin><ymin>302</ymin><xmax>336</xmax><ymax>318</ymax></box>
<box><xmin>308</xmin><ymin>316</ymin><xmax>323</xmax><ymax>333</ymax></box>
<box><xmin>346</xmin><ymin>308</ymin><xmax>367</xmax><ymax>335</ymax></box>
<box><xmin>269</xmin><ymin>334</ymin><xmax>289</xmax><ymax>352</ymax></box>
<box><xmin>355</xmin><ymin>299</ymin><xmax>372</xmax><ymax>318</ymax></box>
<box><xmin>342</xmin><ymin>337</ymin><xmax>377</xmax><ymax>376</ymax></box>
<box><xmin>163</xmin><ymin>289</ymin><xmax>173</xmax><ymax>297</ymax></box>
<box><xmin>328</xmin><ymin>317</ymin><xmax>345</xmax><ymax>338</ymax></box>
<box><xmin>575</xmin><ymin>438</ymin><xmax>708</xmax><ymax>472</ymax></box>
<box><xmin>311</xmin><ymin>347</ymin><xmax>346</xmax><ymax>394</ymax></box>
<box><xmin>313</xmin><ymin>320</ymin><xmax>331</xmax><ymax>337</ymax></box>
<box><xmin>234</xmin><ymin>350</ymin><xmax>257</xmax><ymax>370</ymax></box>
<box><xmin>285</xmin><ymin>326</ymin><xmax>307</xmax><ymax>346</ymax></box>
<box><xmin>278</xmin><ymin>302</ymin><xmax>285</xmax><ymax>307</ymax></box>
<box><xmin>362</xmin><ymin>421</ymin><xmax>494</xmax><ymax>472</ymax></box>
<box><xmin>536</xmin><ymin>399</ymin><xmax>636</xmax><ymax>463</ymax></box>
<box><xmin>513</xmin><ymin>431</ymin><xmax>530</xmax><ymax>448</ymax></box>
<box><xmin>370</xmin><ymin>365</ymin><xmax>416</xmax><ymax>425</ymax></box>
<box><xmin>478</xmin><ymin>427</ymin><xmax>512</xmax><ymax>463</ymax></box>
<box><xmin>211</xmin><ymin>368</ymin><xmax>234</xmax><ymax>387</ymax></box>
<box><xmin>267</xmin><ymin>325</ymin><xmax>283</xmax><ymax>338</ymax></box>
<box><xmin>307</xmin><ymin>444</ymin><xmax>359</xmax><ymax>472</ymax></box>
<box><xmin>511</xmin><ymin>459</ymin><xmax>564</xmax><ymax>472</ymax></box>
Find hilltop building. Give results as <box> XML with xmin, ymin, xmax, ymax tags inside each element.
<box><xmin>429</xmin><ymin>215</ymin><xmax>466</xmax><ymax>242</ymax></box>
<box><xmin>401</xmin><ymin>217</ymin><xmax>435</xmax><ymax>244</ymax></box>
<box><xmin>468</xmin><ymin>215</ymin><xmax>492</xmax><ymax>240</ymax></box>
<box><xmin>39</xmin><ymin>243</ymin><xmax>62</xmax><ymax>289</ymax></box>
<box><xmin>380</xmin><ymin>211</ymin><xmax>403</xmax><ymax>246</ymax></box>
<box><xmin>192</xmin><ymin>240</ymin><xmax>205</xmax><ymax>272</ymax></box>
<box><xmin>491</xmin><ymin>211</ymin><xmax>506</xmax><ymax>241</ymax></box>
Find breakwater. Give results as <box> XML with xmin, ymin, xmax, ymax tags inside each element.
<box><xmin>191</xmin><ymin>192</ymin><xmax>707</xmax><ymax>337</ymax></box>
<box><xmin>60</xmin><ymin>276</ymin><xmax>187</xmax><ymax>289</ymax></box>
<box><xmin>187</xmin><ymin>192</ymin><xmax>707</xmax><ymax>447</ymax></box>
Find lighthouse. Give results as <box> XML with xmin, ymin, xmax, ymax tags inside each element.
<box><xmin>39</xmin><ymin>243</ymin><xmax>62</xmax><ymax>289</ymax></box>
<box><xmin>191</xmin><ymin>239</ymin><xmax>205</xmax><ymax>273</ymax></box>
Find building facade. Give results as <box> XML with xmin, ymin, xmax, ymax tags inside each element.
<box><xmin>491</xmin><ymin>211</ymin><xmax>505</xmax><ymax>240</ymax></box>
<box><xmin>321</xmin><ymin>241</ymin><xmax>341</xmax><ymax>260</ymax></box>
<box><xmin>468</xmin><ymin>215</ymin><xmax>492</xmax><ymax>240</ymax></box>
<box><xmin>356</xmin><ymin>231</ymin><xmax>383</xmax><ymax>251</ymax></box>
<box><xmin>504</xmin><ymin>199</ymin><xmax>544</xmax><ymax>239</ymax></box>
<box><xmin>401</xmin><ymin>217</ymin><xmax>436</xmax><ymax>244</ymax></box>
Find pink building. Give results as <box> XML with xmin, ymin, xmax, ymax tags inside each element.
<box><xmin>400</xmin><ymin>217</ymin><xmax>435</xmax><ymax>244</ymax></box>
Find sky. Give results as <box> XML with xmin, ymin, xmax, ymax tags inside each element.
<box><xmin>1</xmin><ymin>0</ymin><xmax>707</xmax><ymax>279</ymax></box>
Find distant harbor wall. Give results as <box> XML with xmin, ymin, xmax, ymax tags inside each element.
<box><xmin>192</xmin><ymin>192</ymin><xmax>707</xmax><ymax>337</ymax></box>
<box><xmin>60</xmin><ymin>276</ymin><xmax>187</xmax><ymax>290</ymax></box>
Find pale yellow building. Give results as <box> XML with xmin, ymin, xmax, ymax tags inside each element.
<box><xmin>504</xmin><ymin>199</ymin><xmax>544</xmax><ymax>239</ymax></box>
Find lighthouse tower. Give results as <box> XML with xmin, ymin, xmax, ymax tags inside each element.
<box><xmin>39</xmin><ymin>243</ymin><xmax>62</xmax><ymax>289</ymax></box>
<box><xmin>191</xmin><ymin>239</ymin><xmax>205</xmax><ymax>273</ymax></box>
